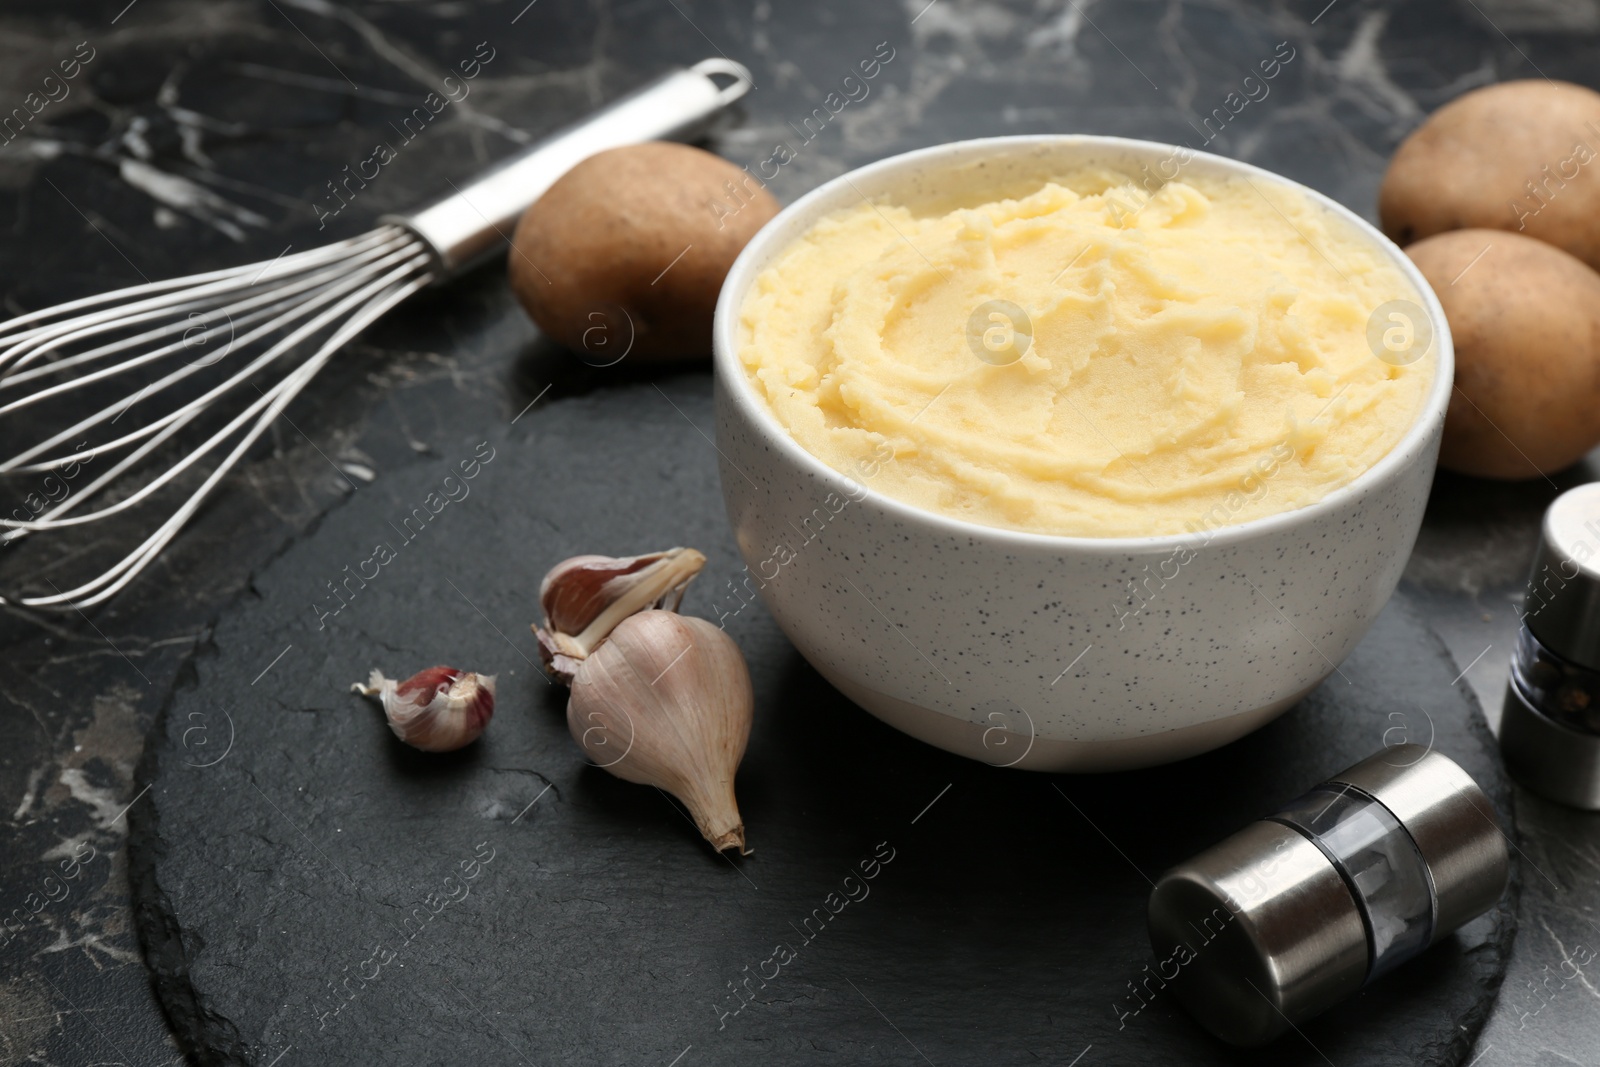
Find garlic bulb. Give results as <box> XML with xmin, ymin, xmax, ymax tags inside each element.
<box><xmin>535</xmin><ymin>547</ymin><xmax>705</xmax><ymax>682</ymax></box>
<box><xmin>536</xmin><ymin>547</ymin><xmax>755</xmax><ymax>854</ymax></box>
<box><xmin>568</xmin><ymin>610</ymin><xmax>753</xmax><ymax>853</ymax></box>
<box><xmin>352</xmin><ymin>666</ymin><xmax>496</xmax><ymax>752</ymax></box>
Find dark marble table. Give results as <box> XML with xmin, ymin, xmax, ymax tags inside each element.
<box><xmin>0</xmin><ymin>1</ymin><xmax>1596</xmax><ymax>1064</ymax></box>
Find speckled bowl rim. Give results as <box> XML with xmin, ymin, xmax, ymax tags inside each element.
<box><xmin>712</xmin><ymin>134</ymin><xmax>1454</xmax><ymax>554</ymax></box>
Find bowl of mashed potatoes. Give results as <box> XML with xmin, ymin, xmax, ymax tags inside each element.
<box><xmin>711</xmin><ymin>136</ymin><xmax>1451</xmax><ymax>771</ymax></box>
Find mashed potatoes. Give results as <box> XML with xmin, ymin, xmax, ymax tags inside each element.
<box><xmin>737</xmin><ymin>170</ymin><xmax>1434</xmax><ymax>538</ymax></box>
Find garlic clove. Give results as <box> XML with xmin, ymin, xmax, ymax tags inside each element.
<box><xmin>567</xmin><ymin>610</ymin><xmax>753</xmax><ymax>854</ymax></box>
<box><xmin>540</xmin><ymin>553</ymin><xmax>663</xmax><ymax>633</ymax></box>
<box><xmin>535</xmin><ymin>547</ymin><xmax>706</xmax><ymax>682</ymax></box>
<box><xmin>352</xmin><ymin>665</ymin><xmax>496</xmax><ymax>752</ymax></box>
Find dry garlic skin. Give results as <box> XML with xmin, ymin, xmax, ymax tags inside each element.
<box><xmin>737</xmin><ymin>172</ymin><xmax>1435</xmax><ymax>538</ymax></box>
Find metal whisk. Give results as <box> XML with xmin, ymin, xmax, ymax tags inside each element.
<box><xmin>0</xmin><ymin>59</ymin><xmax>751</xmax><ymax>611</ymax></box>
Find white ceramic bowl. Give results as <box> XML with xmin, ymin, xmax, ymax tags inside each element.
<box><xmin>711</xmin><ymin>135</ymin><xmax>1453</xmax><ymax>772</ymax></box>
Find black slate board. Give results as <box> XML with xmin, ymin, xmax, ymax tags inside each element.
<box><xmin>130</xmin><ymin>373</ymin><xmax>1519</xmax><ymax>1067</ymax></box>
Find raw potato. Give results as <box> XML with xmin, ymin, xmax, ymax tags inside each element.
<box><xmin>509</xmin><ymin>142</ymin><xmax>780</xmax><ymax>361</ymax></box>
<box><xmin>1381</xmin><ymin>80</ymin><xmax>1600</xmax><ymax>271</ymax></box>
<box><xmin>1406</xmin><ymin>229</ymin><xmax>1600</xmax><ymax>479</ymax></box>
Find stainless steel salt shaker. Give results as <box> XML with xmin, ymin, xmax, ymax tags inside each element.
<box><xmin>1147</xmin><ymin>745</ymin><xmax>1508</xmax><ymax>1046</ymax></box>
<box><xmin>1501</xmin><ymin>482</ymin><xmax>1600</xmax><ymax>808</ymax></box>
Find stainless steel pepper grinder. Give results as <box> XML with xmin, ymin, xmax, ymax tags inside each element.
<box><xmin>1501</xmin><ymin>482</ymin><xmax>1600</xmax><ymax>809</ymax></box>
<box><xmin>1147</xmin><ymin>745</ymin><xmax>1508</xmax><ymax>1046</ymax></box>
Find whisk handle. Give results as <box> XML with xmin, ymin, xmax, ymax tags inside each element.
<box><xmin>385</xmin><ymin>58</ymin><xmax>754</xmax><ymax>276</ymax></box>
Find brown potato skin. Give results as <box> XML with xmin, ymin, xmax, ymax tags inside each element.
<box><xmin>1380</xmin><ymin>80</ymin><xmax>1600</xmax><ymax>271</ymax></box>
<box><xmin>1406</xmin><ymin>228</ymin><xmax>1600</xmax><ymax>479</ymax></box>
<box><xmin>508</xmin><ymin>142</ymin><xmax>780</xmax><ymax>362</ymax></box>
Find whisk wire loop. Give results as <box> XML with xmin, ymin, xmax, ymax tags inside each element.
<box><xmin>35</xmin><ymin>268</ymin><xmax>433</xmax><ymax>610</ymax></box>
<box><xmin>0</xmin><ymin>224</ymin><xmax>433</xmax><ymax>609</ymax></box>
